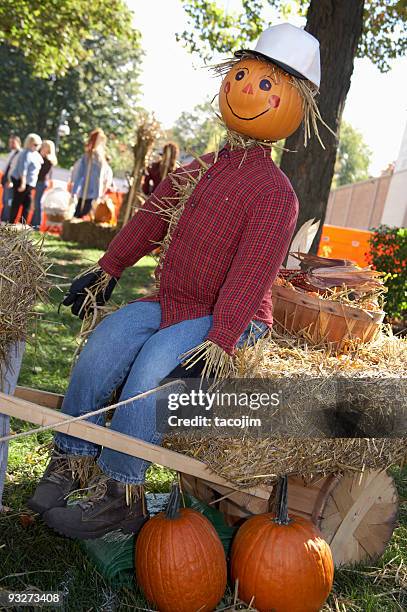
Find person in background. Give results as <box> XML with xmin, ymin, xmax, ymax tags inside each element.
<box><xmin>9</xmin><ymin>133</ymin><xmax>43</xmax><ymax>224</ymax></box>
<box><xmin>142</xmin><ymin>142</ymin><xmax>179</xmax><ymax>195</ymax></box>
<box><xmin>31</xmin><ymin>140</ymin><xmax>58</xmax><ymax>230</ymax></box>
<box><xmin>1</xmin><ymin>134</ymin><xmax>21</xmax><ymax>223</ymax></box>
<box><xmin>72</xmin><ymin>129</ymin><xmax>113</xmax><ymax>218</ymax></box>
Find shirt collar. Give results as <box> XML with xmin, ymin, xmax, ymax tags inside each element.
<box><xmin>218</xmin><ymin>142</ymin><xmax>274</xmax><ymax>167</ymax></box>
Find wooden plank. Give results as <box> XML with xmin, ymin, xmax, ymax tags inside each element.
<box><xmin>354</xmin><ymin>522</ymin><xmax>391</xmax><ymax>558</ymax></box>
<box><xmin>331</xmin><ymin>475</ymin><xmax>355</xmax><ymax>519</ymax></box>
<box><xmin>15</xmin><ymin>386</ymin><xmax>64</xmax><ymax>410</ymax></box>
<box><xmin>363</xmin><ymin>502</ymin><xmax>399</xmax><ymax>525</ymax></box>
<box><xmin>287</xmin><ymin>479</ymin><xmax>322</xmax><ymax>515</ymax></box>
<box><xmin>0</xmin><ymin>391</ymin><xmax>269</xmax><ymax>500</ymax></box>
<box><xmin>197</xmin><ymin>478</ymin><xmax>272</xmax><ymax>508</ymax></box>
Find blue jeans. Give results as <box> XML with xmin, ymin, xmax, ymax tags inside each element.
<box><xmin>31</xmin><ymin>181</ymin><xmax>47</xmax><ymax>229</ymax></box>
<box><xmin>55</xmin><ymin>301</ymin><xmax>268</xmax><ymax>484</ymax></box>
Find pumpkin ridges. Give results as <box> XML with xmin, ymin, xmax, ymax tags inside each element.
<box><xmin>200</xmin><ymin>512</ymin><xmax>227</xmax><ymax>603</ymax></box>
<box><xmin>272</xmin><ymin>520</ymin><xmax>333</xmax><ymax>607</ymax></box>
<box><xmin>186</xmin><ymin>513</ymin><xmax>224</xmax><ymax>608</ymax></box>
<box><xmin>136</xmin><ymin>507</ymin><xmax>227</xmax><ymax>612</ymax></box>
<box><xmin>231</xmin><ymin>515</ymin><xmax>271</xmax><ymax>604</ymax></box>
<box><xmin>292</xmin><ymin>520</ymin><xmax>334</xmax><ymax>593</ymax></box>
<box><xmin>252</xmin><ymin>519</ymin><xmax>277</xmax><ymax>607</ymax></box>
<box><xmin>180</xmin><ymin>511</ymin><xmax>227</xmax><ymax>611</ymax></box>
<box><xmin>231</xmin><ymin>509</ymin><xmax>334</xmax><ymax>612</ymax></box>
<box><xmin>195</xmin><ymin>509</ymin><xmax>227</xmax><ymax>582</ymax></box>
<box><xmin>136</xmin><ymin>516</ymin><xmax>158</xmax><ymax>603</ymax></box>
<box><xmin>239</xmin><ymin>529</ymin><xmax>267</xmax><ymax>605</ymax></box>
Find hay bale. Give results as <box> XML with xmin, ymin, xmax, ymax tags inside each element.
<box><xmin>164</xmin><ymin>331</ymin><xmax>406</xmax><ymax>486</ymax></box>
<box><xmin>0</xmin><ymin>225</ymin><xmax>50</xmax><ymax>371</ymax></box>
<box><xmin>61</xmin><ymin>219</ymin><xmax>119</xmax><ymax>250</ymax></box>
<box><xmin>0</xmin><ymin>226</ymin><xmax>50</xmax><ymax>508</ymax></box>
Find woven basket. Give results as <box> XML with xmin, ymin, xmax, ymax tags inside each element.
<box><xmin>271</xmin><ymin>283</ymin><xmax>384</xmax><ymax>346</ymax></box>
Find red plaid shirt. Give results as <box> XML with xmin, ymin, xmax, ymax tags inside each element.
<box><xmin>99</xmin><ymin>145</ymin><xmax>298</xmax><ymax>354</ymax></box>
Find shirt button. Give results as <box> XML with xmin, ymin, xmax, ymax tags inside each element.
<box><xmin>207</xmin><ymin>174</ymin><xmax>211</xmax><ymax>180</ymax></box>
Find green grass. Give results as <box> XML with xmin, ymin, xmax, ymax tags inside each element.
<box><xmin>1</xmin><ymin>235</ymin><xmax>406</xmax><ymax>611</ymax></box>
<box><xmin>18</xmin><ymin>235</ymin><xmax>157</xmax><ymax>395</ymax></box>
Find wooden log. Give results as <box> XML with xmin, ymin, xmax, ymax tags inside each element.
<box><xmin>0</xmin><ymin>391</ymin><xmax>269</xmax><ymax>500</ymax></box>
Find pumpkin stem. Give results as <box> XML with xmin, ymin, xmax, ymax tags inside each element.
<box><xmin>165</xmin><ymin>482</ymin><xmax>182</xmax><ymax>519</ymax></box>
<box><xmin>273</xmin><ymin>475</ymin><xmax>291</xmax><ymax>526</ymax></box>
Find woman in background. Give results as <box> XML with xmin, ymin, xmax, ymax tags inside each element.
<box><xmin>31</xmin><ymin>140</ymin><xmax>58</xmax><ymax>230</ymax></box>
<box><xmin>9</xmin><ymin>133</ymin><xmax>43</xmax><ymax>224</ymax></box>
<box><xmin>142</xmin><ymin>141</ymin><xmax>179</xmax><ymax>195</ymax></box>
<box><xmin>1</xmin><ymin>134</ymin><xmax>21</xmax><ymax>223</ymax></box>
<box><xmin>72</xmin><ymin>129</ymin><xmax>113</xmax><ymax>218</ymax></box>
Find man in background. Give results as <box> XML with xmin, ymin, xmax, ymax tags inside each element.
<box><xmin>1</xmin><ymin>134</ymin><xmax>21</xmax><ymax>223</ymax></box>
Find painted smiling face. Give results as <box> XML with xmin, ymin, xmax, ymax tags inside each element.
<box><xmin>219</xmin><ymin>57</ymin><xmax>304</xmax><ymax>141</ymax></box>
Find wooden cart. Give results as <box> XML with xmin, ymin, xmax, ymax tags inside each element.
<box><xmin>1</xmin><ymin>386</ymin><xmax>399</xmax><ymax>568</ymax></box>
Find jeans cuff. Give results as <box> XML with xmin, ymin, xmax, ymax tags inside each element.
<box><xmin>97</xmin><ymin>433</ymin><xmax>162</xmax><ymax>484</ymax></box>
<box><xmin>97</xmin><ymin>459</ymin><xmax>147</xmax><ymax>485</ymax></box>
<box><xmin>54</xmin><ymin>434</ymin><xmax>99</xmax><ymax>457</ymax></box>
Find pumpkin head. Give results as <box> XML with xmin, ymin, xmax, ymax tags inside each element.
<box><xmin>219</xmin><ymin>57</ymin><xmax>304</xmax><ymax>141</ymax></box>
<box><xmin>135</xmin><ymin>483</ymin><xmax>227</xmax><ymax>612</ymax></box>
<box><xmin>230</xmin><ymin>477</ymin><xmax>334</xmax><ymax>612</ymax></box>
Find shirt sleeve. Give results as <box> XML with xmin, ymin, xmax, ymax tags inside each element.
<box><xmin>72</xmin><ymin>156</ymin><xmax>86</xmax><ymax>195</ymax></box>
<box><xmin>98</xmin><ymin>173</ymin><xmax>177</xmax><ymax>278</ymax></box>
<box><xmin>22</xmin><ymin>151</ymin><xmax>29</xmax><ymax>177</ymax></box>
<box><xmin>207</xmin><ymin>187</ymin><xmax>299</xmax><ymax>354</ymax></box>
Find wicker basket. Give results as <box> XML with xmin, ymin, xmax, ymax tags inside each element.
<box><xmin>271</xmin><ymin>283</ymin><xmax>384</xmax><ymax>346</ymax></box>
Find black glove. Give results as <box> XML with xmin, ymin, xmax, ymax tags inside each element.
<box><xmin>61</xmin><ymin>268</ymin><xmax>118</xmax><ymax>319</ymax></box>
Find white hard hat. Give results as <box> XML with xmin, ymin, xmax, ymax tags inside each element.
<box><xmin>236</xmin><ymin>23</ymin><xmax>321</xmax><ymax>89</ymax></box>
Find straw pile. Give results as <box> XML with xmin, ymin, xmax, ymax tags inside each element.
<box><xmin>0</xmin><ymin>226</ymin><xmax>50</xmax><ymax>377</ymax></box>
<box><xmin>164</xmin><ymin>329</ymin><xmax>406</xmax><ymax>486</ymax></box>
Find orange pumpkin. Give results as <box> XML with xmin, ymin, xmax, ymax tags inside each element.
<box><xmin>231</xmin><ymin>477</ymin><xmax>334</xmax><ymax>612</ymax></box>
<box><xmin>94</xmin><ymin>198</ymin><xmax>116</xmax><ymax>225</ymax></box>
<box><xmin>219</xmin><ymin>57</ymin><xmax>304</xmax><ymax>141</ymax></box>
<box><xmin>135</xmin><ymin>483</ymin><xmax>227</xmax><ymax>612</ymax></box>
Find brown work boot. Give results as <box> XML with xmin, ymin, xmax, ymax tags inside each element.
<box><xmin>27</xmin><ymin>448</ymin><xmax>95</xmax><ymax>515</ymax></box>
<box><xmin>42</xmin><ymin>476</ymin><xmax>149</xmax><ymax>540</ymax></box>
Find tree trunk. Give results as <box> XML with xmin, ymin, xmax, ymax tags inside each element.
<box><xmin>280</xmin><ymin>0</ymin><xmax>365</xmax><ymax>253</ymax></box>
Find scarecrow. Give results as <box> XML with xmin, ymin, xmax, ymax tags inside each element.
<box><xmin>28</xmin><ymin>23</ymin><xmax>326</xmax><ymax>538</ymax></box>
